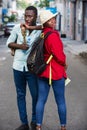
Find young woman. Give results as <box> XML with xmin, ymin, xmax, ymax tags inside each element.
<box><xmin>36</xmin><ymin>10</ymin><xmax>67</xmax><ymax>130</ymax></box>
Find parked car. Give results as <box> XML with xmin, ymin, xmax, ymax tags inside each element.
<box><xmin>3</xmin><ymin>22</ymin><xmax>16</xmax><ymax>37</ymax></box>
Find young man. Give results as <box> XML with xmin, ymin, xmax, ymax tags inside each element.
<box><xmin>6</xmin><ymin>6</ymin><xmax>41</xmax><ymax>130</ymax></box>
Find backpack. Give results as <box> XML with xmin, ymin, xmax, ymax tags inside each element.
<box><xmin>27</xmin><ymin>31</ymin><xmax>52</xmax><ymax>75</ymax></box>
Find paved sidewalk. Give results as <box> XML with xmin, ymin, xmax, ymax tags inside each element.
<box><xmin>62</xmin><ymin>38</ymin><xmax>87</xmax><ymax>55</ymax></box>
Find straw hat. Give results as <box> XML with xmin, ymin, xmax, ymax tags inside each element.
<box><xmin>39</xmin><ymin>10</ymin><xmax>58</xmax><ymax>24</ymax></box>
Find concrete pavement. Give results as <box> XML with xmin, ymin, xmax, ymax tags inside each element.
<box><xmin>62</xmin><ymin>38</ymin><xmax>87</xmax><ymax>55</ymax></box>
<box><xmin>0</xmin><ymin>36</ymin><xmax>87</xmax><ymax>130</ymax></box>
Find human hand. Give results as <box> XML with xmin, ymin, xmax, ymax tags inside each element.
<box><xmin>20</xmin><ymin>23</ymin><xmax>29</xmax><ymax>29</ymax></box>
<box><xmin>20</xmin><ymin>23</ymin><xmax>25</xmax><ymax>28</ymax></box>
<box><xmin>64</xmin><ymin>64</ymin><xmax>68</xmax><ymax>70</ymax></box>
<box><xmin>20</xmin><ymin>43</ymin><xmax>29</xmax><ymax>50</ymax></box>
<box><xmin>11</xmin><ymin>48</ymin><xmax>15</xmax><ymax>56</ymax></box>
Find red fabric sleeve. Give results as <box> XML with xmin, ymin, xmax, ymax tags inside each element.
<box><xmin>47</xmin><ymin>32</ymin><xmax>66</xmax><ymax>66</ymax></box>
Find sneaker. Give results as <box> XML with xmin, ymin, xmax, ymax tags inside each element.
<box><xmin>30</xmin><ymin>122</ymin><xmax>36</xmax><ymax>130</ymax></box>
<box><xmin>15</xmin><ymin>124</ymin><xmax>30</xmax><ymax>130</ymax></box>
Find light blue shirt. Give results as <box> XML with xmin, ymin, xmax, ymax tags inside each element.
<box><xmin>6</xmin><ymin>24</ymin><xmax>41</xmax><ymax>71</ymax></box>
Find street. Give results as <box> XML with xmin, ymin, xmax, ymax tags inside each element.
<box><xmin>0</xmin><ymin>37</ymin><xmax>87</xmax><ymax>130</ymax></box>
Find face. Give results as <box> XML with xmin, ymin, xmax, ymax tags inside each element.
<box><xmin>44</xmin><ymin>17</ymin><xmax>56</xmax><ymax>29</ymax></box>
<box><xmin>24</xmin><ymin>10</ymin><xmax>37</xmax><ymax>26</ymax></box>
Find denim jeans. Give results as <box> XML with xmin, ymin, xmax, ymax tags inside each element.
<box><xmin>13</xmin><ymin>69</ymin><xmax>38</xmax><ymax>124</ymax></box>
<box><xmin>36</xmin><ymin>77</ymin><xmax>67</xmax><ymax>126</ymax></box>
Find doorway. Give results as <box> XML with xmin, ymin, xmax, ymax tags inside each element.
<box><xmin>83</xmin><ymin>1</ymin><xmax>87</xmax><ymax>41</ymax></box>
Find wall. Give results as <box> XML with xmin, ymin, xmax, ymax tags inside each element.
<box><xmin>55</xmin><ymin>0</ymin><xmax>87</xmax><ymax>41</ymax></box>
<box><xmin>75</xmin><ymin>0</ymin><xmax>83</xmax><ymax>41</ymax></box>
<box><xmin>64</xmin><ymin>0</ymin><xmax>83</xmax><ymax>41</ymax></box>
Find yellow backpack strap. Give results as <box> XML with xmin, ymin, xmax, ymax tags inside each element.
<box><xmin>46</xmin><ymin>55</ymin><xmax>53</xmax><ymax>64</ymax></box>
<box><xmin>46</xmin><ymin>55</ymin><xmax>53</xmax><ymax>86</ymax></box>
<box><xmin>49</xmin><ymin>62</ymin><xmax>52</xmax><ymax>86</ymax></box>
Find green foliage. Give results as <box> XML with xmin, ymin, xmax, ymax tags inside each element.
<box><xmin>16</xmin><ymin>0</ymin><xmax>50</xmax><ymax>9</ymax></box>
<box><xmin>3</xmin><ymin>14</ymin><xmax>17</xmax><ymax>23</ymax></box>
<box><xmin>16</xmin><ymin>0</ymin><xmax>30</xmax><ymax>9</ymax></box>
<box><xmin>39</xmin><ymin>0</ymin><xmax>49</xmax><ymax>7</ymax></box>
<box><xmin>9</xmin><ymin>14</ymin><xmax>17</xmax><ymax>22</ymax></box>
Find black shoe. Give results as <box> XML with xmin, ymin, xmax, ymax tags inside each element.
<box><xmin>15</xmin><ymin>124</ymin><xmax>30</xmax><ymax>130</ymax></box>
<box><xmin>30</xmin><ymin>122</ymin><xmax>36</xmax><ymax>130</ymax></box>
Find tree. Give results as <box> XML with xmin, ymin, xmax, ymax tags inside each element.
<box><xmin>39</xmin><ymin>0</ymin><xmax>50</xmax><ymax>7</ymax></box>
<box><xmin>16</xmin><ymin>0</ymin><xmax>30</xmax><ymax>9</ymax></box>
<box><xmin>9</xmin><ymin>14</ymin><xmax>17</xmax><ymax>22</ymax></box>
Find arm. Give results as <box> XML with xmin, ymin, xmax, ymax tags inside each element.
<box><xmin>8</xmin><ymin>42</ymin><xmax>29</xmax><ymax>50</ymax></box>
<box><xmin>20</xmin><ymin>23</ymin><xmax>42</xmax><ymax>30</ymax></box>
<box><xmin>7</xmin><ymin>25</ymin><xmax>29</xmax><ymax>51</ymax></box>
<box><xmin>9</xmin><ymin>42</ymin><xmax>29</xmax><ymax>56</ymax></box>
<box><xmin>28</xmin><ymin>25</ymin><xmax>42</xmax><ymax>30</ymax></box>
<box><xmin>48</xmin><ymin>32</ymin><xmax>67</xmax><ymax>66</ymax></box>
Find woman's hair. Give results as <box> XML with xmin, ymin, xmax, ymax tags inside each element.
<box><xmin>43</xmin><ymin>22</ymin><xmax>49</xmax><ymax>27</ymax></box>
<box><xmin>25</xmin><ymin>6</ymin><xmax>37</xmax><ymax>16</ymax></box>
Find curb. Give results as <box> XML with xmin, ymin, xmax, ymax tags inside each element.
<box><xmin>62</xmin><ymin>39</ymin><xmax>87</xmax><ymax>55</ymax></box>
<box><xmin>67</xmin><ymin>44</ymin><xmax>87</xmax><ymax>55</ymax></box>
<box><xmin>79</xmin><ymin>52</ymin><xmax>87</xmax><ymax>58</ymax></box>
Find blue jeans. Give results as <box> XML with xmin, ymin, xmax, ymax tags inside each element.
<box><xmin>13</xmin><ymin>69</ymin><xmax>38</xmax><ymax>124</ymax></box>
<box><xmin>36</xmin><ymin>77</ymin><xmax>67</xmax><ymax>126</ymax></box>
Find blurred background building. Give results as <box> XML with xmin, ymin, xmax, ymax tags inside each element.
<box><xmin>0</xmin><ymin>0</ymin><xmax>87</xmax><ymax>42</ymax></box>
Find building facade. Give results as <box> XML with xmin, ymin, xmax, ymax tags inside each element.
<box><xmin>55</xmin><ymin>0</ymin><xmax>87</xmax><ymax>41</ymax></box>
<box><xmin>1</xmin><ymin>0</ymin><xmax>87</xmax><ymax>41</ymax></box>
<box><xmin>65</xmin><ymin>0</ymin><xmax>87</xmax><ymax>41</ymax></box>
